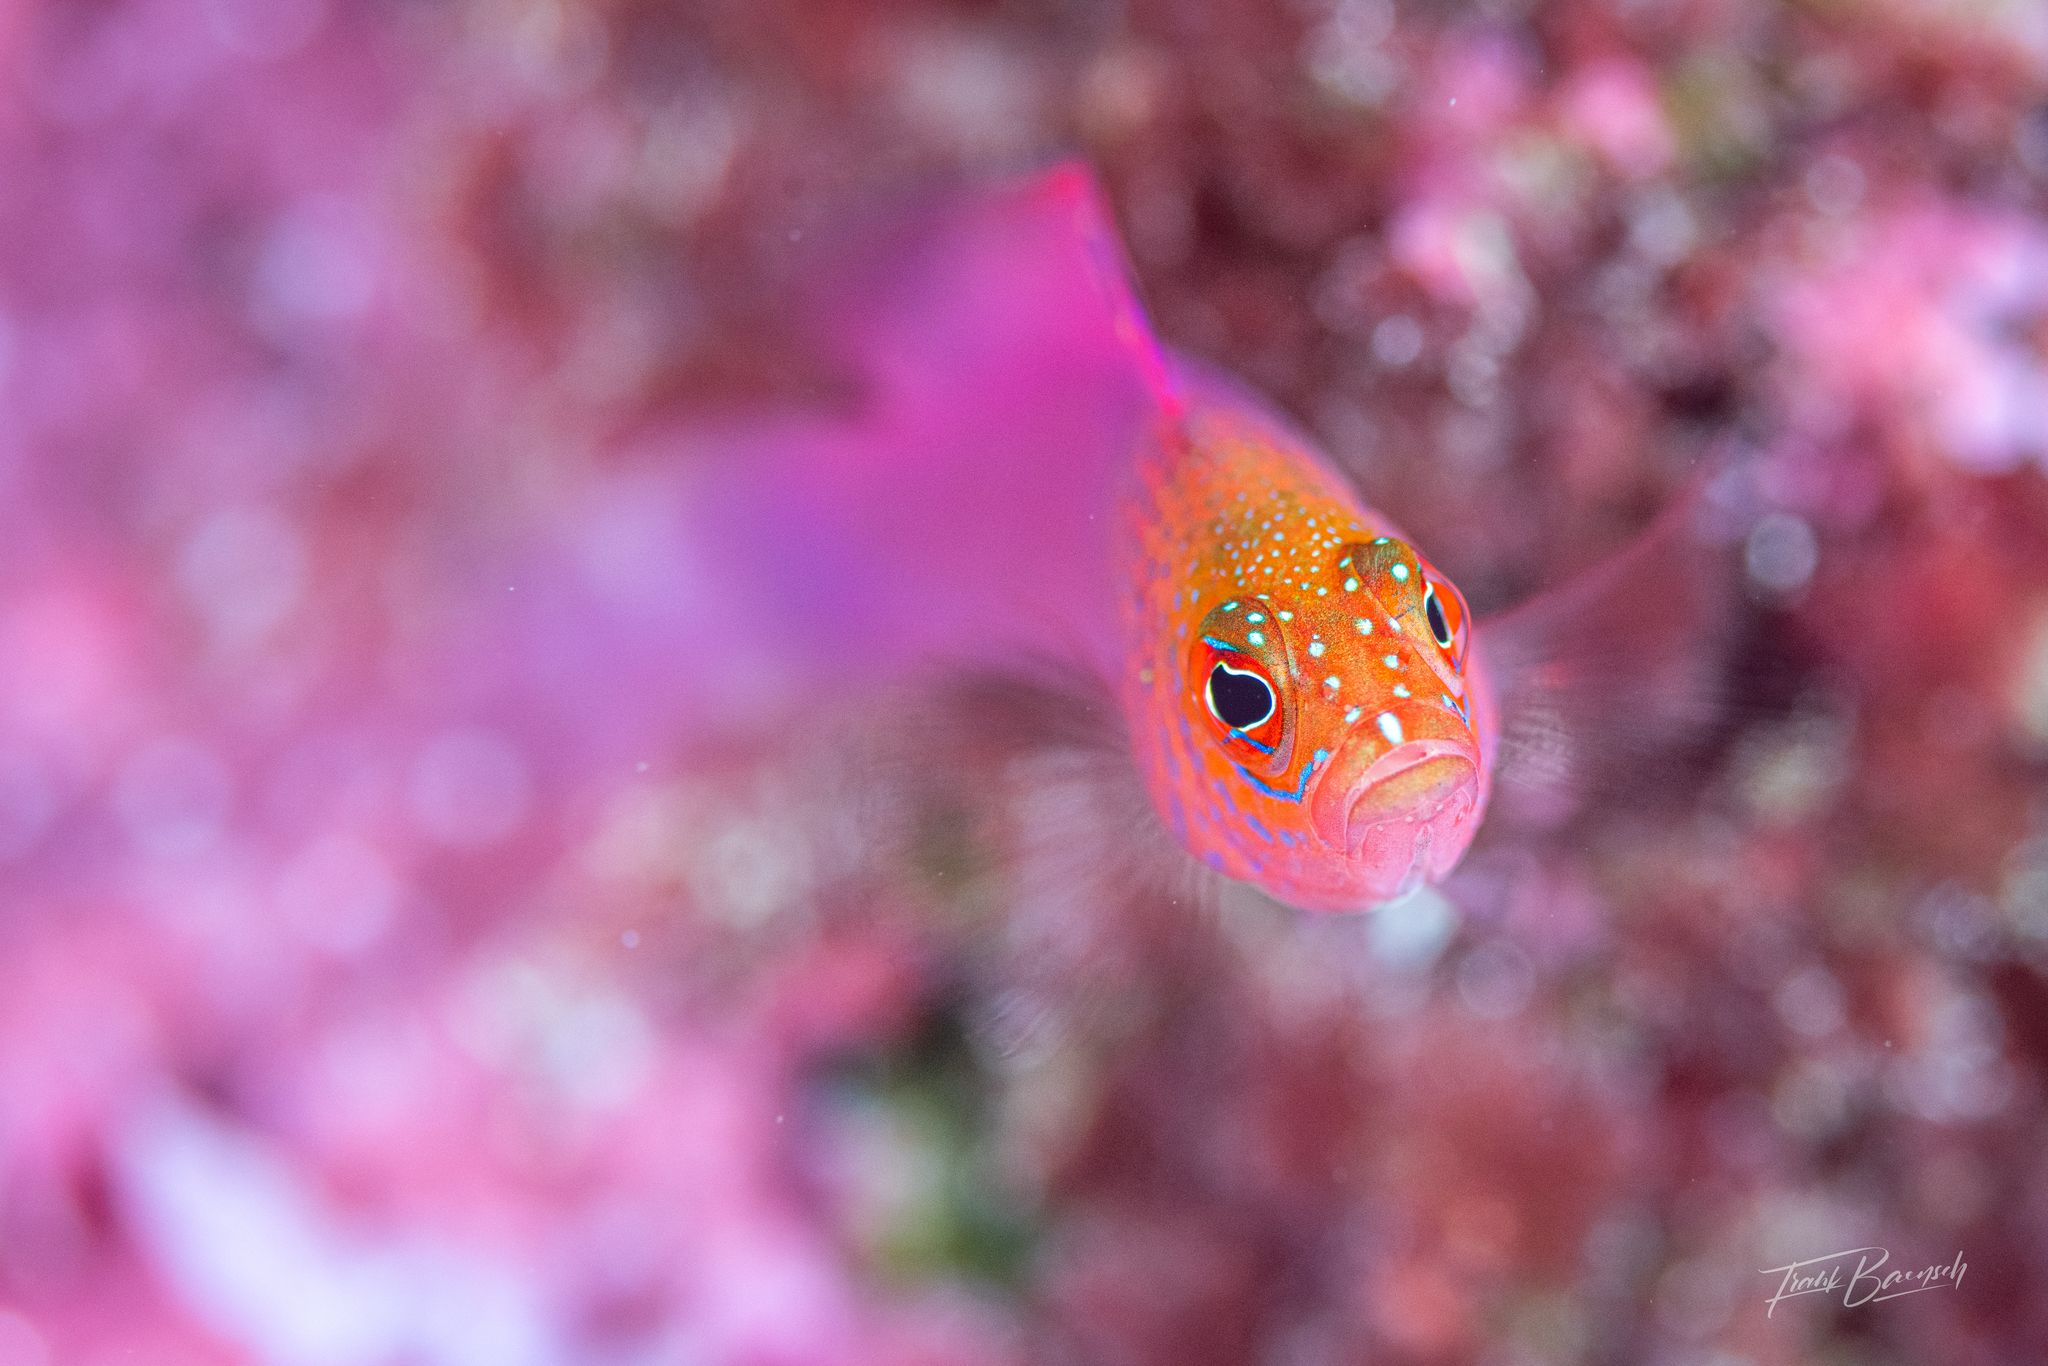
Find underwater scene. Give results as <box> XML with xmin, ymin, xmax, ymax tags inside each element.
<box><xmin>3</xmin><ymin>0</ymin><xmax>2048</xmax><ymax>1362</ymax></box>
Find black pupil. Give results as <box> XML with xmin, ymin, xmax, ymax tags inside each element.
<box><xmin>1425</xmin><ymin>589</ymin><xmax>1452</xmax><ymax>646</ymax></box>
<box><xmin>1207</xmin><ymin>663</ymin><xmax>1274</xmax><ymax>730</ymax></box>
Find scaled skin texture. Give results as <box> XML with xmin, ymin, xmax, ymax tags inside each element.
<box><xmin>1119</xmin><ymin>370</ymin><xmax>1497</xmax><ymax>910</ymax></box>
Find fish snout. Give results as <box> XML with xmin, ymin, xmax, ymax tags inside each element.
<box><xmin>1309</xmin><ymin>717</ymin><xmax>1482</xmax><ymax>901</ymax></box>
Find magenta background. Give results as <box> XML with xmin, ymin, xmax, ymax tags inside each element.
<box><xmin>4</xmin><ymin>1</ymin><xmax>2048</xmax><ymax>1363</ymax></box>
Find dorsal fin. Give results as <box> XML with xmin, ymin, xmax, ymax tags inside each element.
<box><xmin>1029</xmin><ymin>163</ymin><xmax>1186</xmax><ymax>425</ymax></box>
<box><xmin>481</xmin><ymin>166</ymin><xmax>1181</xmax><ymax>754</ymax></box>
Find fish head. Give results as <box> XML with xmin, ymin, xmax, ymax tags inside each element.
<box><xmin>1181</xmin><ymin>533</ymin><xmax>1489</xmax><ymax>909</ymax></box>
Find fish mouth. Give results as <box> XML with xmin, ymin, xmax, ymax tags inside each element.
<box><xmin>1310</xmin><ymin>737</ymin><xmax>1481</xmax><ymax>899</ymax></box>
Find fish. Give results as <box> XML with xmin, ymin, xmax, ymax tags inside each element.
<box><xmin>1117</xmin><ymin>365</ymin><xmax>1496</xmax><ymax>909</ymax></box>
<box><xmin>520</xmin><ymin>163</ymin><xmax>1708</xmax><ymax>912</ymax></box>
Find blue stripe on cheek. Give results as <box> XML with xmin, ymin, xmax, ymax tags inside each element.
<box><xmin>1229</xmin><ymin>747</ymin><xmax>1329</xmax><ymax>804</ymax></box>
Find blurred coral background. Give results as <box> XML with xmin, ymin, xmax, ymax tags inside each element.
<box><xmin>6</xmin><ymin>0</ymin><xmax>2048</xmax><ymax>1363</ymax></box>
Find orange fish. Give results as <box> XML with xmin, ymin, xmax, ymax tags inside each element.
<box><xmin>569</xmin><ymin>163</ymin><xmax>1705</xmax><ymax>912</ymax></box>
<box><xmin>1118</xmin><ymin>367</ymin><xmax>1495</xmax><ymax>909</ymax></box>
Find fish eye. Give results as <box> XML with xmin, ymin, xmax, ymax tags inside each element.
<box><xmin>1425</xmin><ymin>587</ymin><xmax>1453</xmax><ymax>648</ymax></box>
<box><xmin>1206</xmin><ymin>660</ymin><xmax>1276</xmax><ymax>730</ymax></box>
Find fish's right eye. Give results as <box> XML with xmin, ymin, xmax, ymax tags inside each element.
<box><xmin>1206</xmin><ymin>660</ymin><xmax>1276</xmax><ymax>730</ymax></box>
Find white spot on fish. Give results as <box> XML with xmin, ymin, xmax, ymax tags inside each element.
<box><xmin>1391</xmin><ymin>563</ymin><xmax>1410</xmax><ymax>582</ymax></box>
<box><xmin>1378</xmin><ymin>713</ymin><xmax>1404</xmax><ymax>744</ymax></box>
<box><xmin>1248</xmin><ymin>631</ymin><xmax>1264</xmax><ymax>646</ymax></box>
<box><xmin>1383</xmin><ymin>654</ymin><xmax>1400</xmax><ymax>669</ymax></box>
<box><xmin>1344</xmin><ymin>577</ymin><xmax>1360</xmax><ymax>592</ymax></box>
<box><xmin>1393</xmin><ymin>684</ymin><xmax>1411</xmax><ymax>698</ymax></box>
<box><xmin>1247</xmin><ymin>612</ymin><xmax>1264</xmax><ymax>623</ymax></box>
<box><xmin>1354</xmin><ymin>618</ymin><xmax>1372</xmax><ymax>634</ymax></box>
<box><xmin>1325</xmin><ymin>675</ymin><xmax>1341</xmax><ymax>692</ymax></box>
<box><xmin>1277</xmin><ymin>610</ymin><xmax>1293</xmax><ymax>621</ymax></box>
<box><xmin>1344</xmin><ymin>707</ymin><xmax>1362</xmax><ymax>724</ymax></box>
<box><xmin>1308</xmin><ymin>641</ymin><xmax>1325</xmax><ymax>658</ymax></box>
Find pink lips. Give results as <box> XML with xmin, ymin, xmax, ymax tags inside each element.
<box><xmin>1310</xmin><ymin>736</ymin><xmax>1481</xmax><ymax>899</ymax></box>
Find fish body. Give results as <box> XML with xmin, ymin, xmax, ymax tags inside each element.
<box><xmin>1118</xmin><ymin>367</ymin><xmax>1494</xmax><ymax>910</ymax></box>
<box><xmin>1005</xmin><ymin>166</ymin><xmax>1498</xmax><ymax>908</ymax></box>
<box><xmin>568</xmin><ymin>164</ymin><xmax>1630</xmax><ymax>911</ymax></box>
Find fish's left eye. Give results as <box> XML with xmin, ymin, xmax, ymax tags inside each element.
<box><xmin>1425</xmin><ymin>587</ymin><xmax>1453</xmax><ymax>648</ymax></box>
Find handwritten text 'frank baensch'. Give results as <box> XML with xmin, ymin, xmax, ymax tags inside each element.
<box><xmin>1760</xmin><ymin>1247</ymin><xmax>1967</xmax><ymax>1316</ymax></box>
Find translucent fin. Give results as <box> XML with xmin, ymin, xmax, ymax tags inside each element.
<box><xmin>677</xmin><ymin>164</ymin><xmax>1177</xmax><ymax>687</ymax></box>
<box><xmin>1476</xmin><ymin>471</ymin><xmax>1736</xmax><ymax>826</ymax></box>
<box><xmin>855</xmin><ymin>663</ymin><xmax>1229</xmax><ymax>1065</ymax></box>
<box><xmin>479</xmin><ymin>166</ymin><xmax>1181</xmax><ymax>756</ymax></box>
<box><xmin>1030</xmin><ymin>163</ymin><xmax>1187</xmax><ymax>424</ymax></box>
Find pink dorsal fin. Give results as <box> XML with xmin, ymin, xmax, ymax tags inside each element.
<box><xmin>1028</xmin><ymin>162</ymin><xmax>1185</xmax><ymax>424</ymax></box>
<box><xmin>484</xmin><ymin>165</ymin><xmax>1182</xmax><ymax>751</ymax></box>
